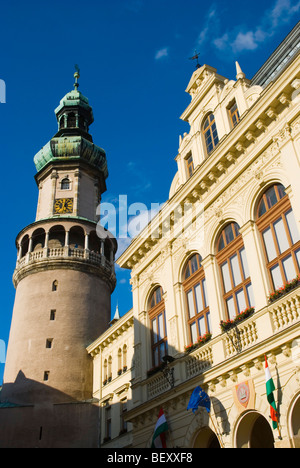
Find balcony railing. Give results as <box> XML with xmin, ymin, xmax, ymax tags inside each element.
<box><xmin>145</xmin><ymin>286</ymin><xmax>300</xmax><ymax>400</ymax></box>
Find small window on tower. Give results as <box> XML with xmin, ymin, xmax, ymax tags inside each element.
<box><xmin>61</xmin><ymin>178</ymin><xmax>70</xmax><ymax>190</ymax></box>
<box><xmin>52</xmin><ymin>280</ymin><xmax>58</xmax><ymax>292</ymax></box>
<box><xmin>50</xmin><ymin>310</ymin><xmax>56</xmax><ymax>321</ymax></box>
<box><xmin>43</xmin><ymin>371</ymin><xmax>50</xmax><ymax>381</ymax></box>
<box><xmin>46</xmin><ymin>339</ymin><xmax>53</xmax><ymax>349</ymax></box>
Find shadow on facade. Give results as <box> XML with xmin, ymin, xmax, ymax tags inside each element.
<box><xmin>0</xmin><ymin>370</ymin><xmax>100</xmax><ymax>448</ymax></box>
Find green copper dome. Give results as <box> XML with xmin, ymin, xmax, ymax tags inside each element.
<box><xmin>33</xmin><ymin>74</ymin><xmax>108</xmax><ymax>178</ymax></box>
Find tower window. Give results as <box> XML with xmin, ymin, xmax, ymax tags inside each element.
<box><xmin>61</xmin><ymin>178</ymin><xmax>70</xmax><ymax>190</ymax></box>
<box><xmin>52</xmin><ymin>280</ymin><xmax>58</xmax><ymax>292</ymax></box>
<box><xmin>50</xmin><ymin>310</ymin><xmax>56</xmax><ymax>321</ymax></box>
<box><xmin>46</xmin><ymin>339</ymin><xmax>53</xmax><ymax>349</ymax></box>
<box><xmin>43</xmin><ymin>371</ymin><xmax>50</xmax><ymax>381</ymax></box>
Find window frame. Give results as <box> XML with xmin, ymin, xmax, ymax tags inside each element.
<box><xmin>186</xmin><ymin>153</ymin><xmax>194</xmax><ymax>178</ymax></box>
<box><xmin>216</xmin><ymin>225</ymin><xmax>253</xmax><ymax>320</ymax></box>
<box><xmin>256</xmin><ymin>187</ymin><xmax>300</xmax><ymax>291</ymax></box>
<box><xmin>228</xmin><ymin>101</ymin><xmax>240</xmax><ymax>128</ymax></box>
<box><xmin>202</xmin><ymin>113</ymin><xmax>219</xmax><ymax>156</ymax></box>
<box><xmin>148</xmin><ymin>287</ymin><xmax>168</xmax><ymax>368</ymax></box>
<box><xmin>183</xmin><ymin>254</ymin><xmax>211</xmax><ymax>343</ymax></box>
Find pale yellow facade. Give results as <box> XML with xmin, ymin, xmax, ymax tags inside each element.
<box><xmin>88</xmin><ymin>32</ymin><xmax>300</xmax><ymax>448</ymax></box>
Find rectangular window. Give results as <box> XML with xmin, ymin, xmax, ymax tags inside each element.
<box><xmin>221</xmin><ymin>262</ymin><xmax>232</xmax><ymax>293</ymax></box>
<box><xmin>274</xmin><ymin>218</ymin><xmax>290</xmax><ymax>253</ymax></box>
<box><xmin>286</xmin><ymin>210</ymin><xmax>300</xmax><ymax>245</ymax></box>
<box><xmin>190</xmin><ymin>322</ymin><xmax>198</xmax><ymax>344</ymax></box>
<box><xmin>263</xmin><ymin>228</ymin><xmax>277</xmax><ymax>261</ymax></box>
<box><xmin>230</xmin><ymin>254</ymin><xmax>242</xmax><ymax>286</ymax></box>
<box><xmin>236</xmin><ymin>289</ymin><xmax>247</xmax><ymax>313</ymax></box>
<box><xmin>198</xmin><ymin>316</ymin><xmax>206</xmax><ymax>336</ymax></box>
<box><xmin>282</xmin><ymin>254</ymin><xmax>296</xmax><ymax>282</ymax></box>
<box><xmin>194</xmin><ymin>284</ymin><xmax>203</xmax><ymax>313</ymax></box>
<box><xmin>46</xmin><ymin>339</ymin><xmax>53</xmax><ymax>349</ymax></box>
<box><xmin>50</xmin><ymin>310</ymin><xmax>56</xmax><ymax>321</ymax></box>
<box><xmin>43</xmin><ymin>371</ymin><xmax>50</xmax><ymax>381</ymax></box>
<box><xmin>228</xmin><ymin>102</ymin><xmax>240</xmax><ymax>128</ymax></box>
<box><xmin>158</xmin><ymin>314</ymin><xmax>164</xmax><ymax>341</ymax></box>
<box><xmin>202</xmin><ymin>279</ymin><xmax>208</xmax><ymax>307</ymax></box>
<box><xmin>240</xmin><ymin>247</ymin><xmax>250</xmax><ymax>279</ymax></box>
<box><xmin>246</xmin><ymin>283</ymin><xmax>255</xmax><ymax>308</ymax></box>
<box><xmin>271</xmin><ymin>264</ymin><xmax>283</xmax><ymax>289</ymax></box>
<box><xmin>152</xmin><ymin>319</ymin><xmax>158</xmax><ymax>344</ymax></box>
<box><xmin>226</xmin><ymin>296</ymin><xmax>236</xmax><ymax>320</ymax></box>
<box><xmin>187</xmin><ymin>290</ymin><xmax>196</xmax><ymax>318</ymax></box>
<box><xmin>186</xmin><ymin>154</ymin><xmax>194</xmax><ymax>178</ymax></box>
<box><xmin>206</xmin><ymin>311</ymin><xmax>211</xmax><ymax>333</ymax></box>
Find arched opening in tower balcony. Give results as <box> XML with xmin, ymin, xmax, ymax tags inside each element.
<box><xmin>48</xmin><ymin>225</ymin><xmax>65</xmax><ymax>249</ymax></box>
<box><xmin>104</xmin><ymin>238</ymin><xmax>114</xmax><ymax>262</ymax></box>
<box><xmin>89</xmin><ymin>230</ymin><xmax>101</xmax><ymax>254</ymax></box>
<box><xmin>69</xmin><ymin>226</ymin><xmax>85</xmax><ymax>250</ymax></box>
<box><xmin>20</xmin><ymin>235</ymin><xmax>29</xmax><ymax>258</ymax></box>
<box><xmin>32</xmin><ymin>228</ymin><xmax>45</xmax><ymax>251</ymax></box>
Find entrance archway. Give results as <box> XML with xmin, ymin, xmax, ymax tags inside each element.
<box><xmin>193</xmin><ymin>427</ymin><xmax>221</xmax><ymax>448</ymax></box>
<box><xmin>236</xmin><ymin>411</ymin><xmax>274</xmax><ymax>448</ymax></box>
<box><xmin>290</xmin><ymin>394</ymin><xmax>300</xmax><ymax>448</ymax></box>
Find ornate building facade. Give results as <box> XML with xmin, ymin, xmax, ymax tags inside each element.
<box><xmin>89</xmin><ymin>22</ymin><xmax>300</xmax><ymax>449</ymax></box>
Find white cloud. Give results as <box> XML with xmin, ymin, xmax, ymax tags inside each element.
<box><xmin>155</xmin><ymin>47</ymin><xmax>169</xmax><ymax>60</ymax></box>
<box><xmin>213</xmin><ymin>0</ymin><xmax>300</xmax><ymax>55</ymax></box>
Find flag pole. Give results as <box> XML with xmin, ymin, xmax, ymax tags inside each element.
<box><xmin>209</xmin><ymin>413</ymin><xmax>224</xmax><ymax>448</ymax></box>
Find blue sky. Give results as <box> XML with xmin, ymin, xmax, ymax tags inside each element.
<box><xmin>0</xmin><ymin>0</ymin><xmax>299</xmax><ymax>384</ymax></box>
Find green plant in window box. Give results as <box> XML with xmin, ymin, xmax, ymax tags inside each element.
<box><xmin>184</xmin><ymin>332</ymin><xmax>212</xmax><ymax>353</ymax></box>
<box><xmin>220</xmin><ymin>307</ymin><xmax>255</xmax><ymax>332</ymax></box>
<box><xmin>268</xmin><ymin>275</ymin><xmax>300</xmax><ymax>303</ymax></box>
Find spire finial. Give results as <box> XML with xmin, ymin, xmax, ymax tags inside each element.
<box><xmin>235</xmin><ymin>61</ymin><xmax>245</xmax><ymax>80</ymax></box>
<box><xmin>74</xmin><ymin>64</ymin><xmax>80</xmax><ymax>90</ymax></box>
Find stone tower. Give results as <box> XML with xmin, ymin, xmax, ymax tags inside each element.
<box><xmin>0</xmin><ymin>71</ymin><xmax>117</xmax><ymax>448</ymax></box>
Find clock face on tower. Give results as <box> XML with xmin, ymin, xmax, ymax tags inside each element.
<box><xmin>54</xmin><ymin>198</ymin><xmax>74</xmax><ymax>214</ymax></box>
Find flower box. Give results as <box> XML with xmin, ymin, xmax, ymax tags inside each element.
<box><xmin>220</xmin><ymin>307</ymin><xmax>255</xmax><ymax>332</ymax></box>
<box><xmin>268</xmin><ymin>275</ymin><xmax>300</xmax><ymax>303</ymax></box>
<box><xmin>184</xmin><ymin>332</ymin><xmax>212</xmax><ymax>353</ymax></box>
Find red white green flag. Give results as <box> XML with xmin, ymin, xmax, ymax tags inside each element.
<box><xmin>151</xmin><ymin>408</ymin><xmax>169</xmax><ymax>448</ymax></box>
<box><xmin>265</xmin><ymin>355</ymin><xmax>278</xmax><ymax>430</ymax></box>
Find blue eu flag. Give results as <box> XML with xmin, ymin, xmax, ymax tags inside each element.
<box><xmin>187</xmin><ymin>386</ymin><xmax>211</xmax><ymax>414</ymax></box>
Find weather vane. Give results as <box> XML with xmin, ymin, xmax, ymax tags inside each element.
<box><xmin>189</xmin><ymin>51</ymin><xmax>201</xmax><ymax>70</ymax></box>
<box><xmin>74</xmin><ymin>64</ymin><xmax>80</xmax><ymax>90</ymax></box>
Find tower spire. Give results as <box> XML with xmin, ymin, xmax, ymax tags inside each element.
<box><xmin>74</xmin><ymin>64</ymin><xmax>80</xmax><ymax>90</ymax></box>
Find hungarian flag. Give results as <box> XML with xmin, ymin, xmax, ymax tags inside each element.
<box><xmin>151</xmin><ymin>408</ymin><xmax>169</xmax><ymax>448</ymax></box>
<box><xmin>265</xmin><ymin>355</ymin><xmax>278</xmax><ymax>430</ymax></box>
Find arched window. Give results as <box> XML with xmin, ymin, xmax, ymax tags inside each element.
<box><xmin>108</xmin><ymin>356</ymin><xmax>112</xmax><ymax>380</ymax></box>
<box><xmin>202</xmin><ymin>113</ymin><xmax>219</xmax><ymax>155</ymax></box>
<box><xmin>123</xmin><ymin>344</ymin><xmax>127</xmax><ymax>370</ymax></box>
<box><xmin>52</xmin><ymin>280</ymin><xmax>58</xmax><ymax>292</ymax></box>
<box><xmin>61</xmin><ymin>178</ymin><xmax>70</xmax><ymax>190</ymax></box>
<box><xmin>183</xmin><ymin>254</ymin><xmax>211</xmax><ymax>344</ymax></box>
<box><xmin>216</xmin><ymin>223</ymin><xmax>254</xmax><ymax>320</ymax></box>
<box><xmin>148</xmin><ymin>286</ymin><xmax>168</xmax><ymax>368</ymax></box>
<box><xmin>256</xmin><ymin>184</ymin><xmax>300</xmax><ymax>290</ymax></box>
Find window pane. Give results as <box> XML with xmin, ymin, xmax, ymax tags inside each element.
<box><xmin>286</xmin><ymin>210</ymin><xmax>300</xmax><ymax>245</ymax></box>
<box><xmin>226</xmin><ymin>296</ymin><xmax>236</xmax><ymax>320</ymax></box>
<box><xmin>263</xmin><ymin>227</ymin><xmax>277</xmax><ymax>261</ymax></box>
<box><xmin>152</xmin><ymin>319</ymin><xmax>158</xmax><ymax>344</ymax></box>
<box><xmin>154</xmin><ymin>347</ymin><xmax>159</xmax><ymax>367</ymax></box>
<box><xmin>282</xmin><ymin>255</ymin><xmax>296</xmax><ymax>282</ymax></box>
<box><xmin>156</xmin><ymin>287</ymin><xmax>162</xmax><ymax>304</ymax></box>
<box><xmin>202</xmin><ymin>279</ymin><xmax>208</xmax><ymax>307</ymax></box>
<box><xmin>198</xmin><ymin>316</ymin><xmax>206</xmax><ymax>336</ymax></box>
<box><xmin>236</xmin><ymin>289</ymin><xmax>247</xmax><ymax>313</ymax></box>
<box><xmin>187</xmin><ymin>290</ymin><xmax>196</xmax><ymax>318</ymax></box>
<box><xmin>194</xmin><ymin>284</ymin><xmax>203</xmax><ymax>313</ymax></box>
<box><xmin>274</xmin><ymin>218</ymin><xmax>290</xmax><ymax>253</ymax></box>
<box><xmin>221</xmin><ymin>262</ymin><xmax>232</xmax><ymax>293</ymax></box>
<box><xmin>271</xmin><ymin>264</ymin><xmax>283</xmax><ymax>290</ymax></box>
<box><xmin>206</xmin><ymin>311</ymin><xmax>211</xmax><ymax>333</ymax></box>
<box><xmin>158</xmin><ymin>314</ymin><xmax>164</xmax><ymax>340</ymax></box>
<box><xmin>266</xmin><ymin>186</ymin><xmax>277</xmax><ymax>209</ymax></box>
<box><xmin>191</xmin><ymin>255</ymin><xmax>199</xmax><ymax>274</ymax></box>
<box><xmin>246</xmin><ymin>283</ymin><xmax>255</xmax><ymax>308</ymax></box>
<box><xmin>230</xmin><ymin>254</ymin><xmax>242</xmax><ymax>286</ymax></box>
<box><xmin>190</xmin><ymin>323</ymin><xmax>197</xmax><ymax>344</ymax></box>
<box><xmin>240</xmin><ymin>247</ymin><xmax>250</xmax><ymax>279</ymax></box>
<box><xmin>296</xmin><ymin>249</ymin><xmax>300</xmax><ymax>270</ymax></box>
<box><xmin>160</xmin><ymin>342</ymin><xmax>166</xmax><ymax>360</ymax></box>
<box><xmin>225</xmin><ymin>224</ymin><xmax>234</xmax><ymax>244</ymax></box>
<box><xmin>258</xmin><ymin>199</ymin><xmax>267</xmax><ymax>217</ymax></box>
